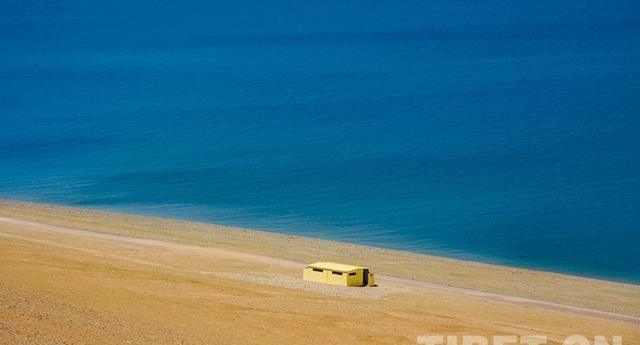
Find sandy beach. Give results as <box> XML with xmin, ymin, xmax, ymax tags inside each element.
<box><xmin>1</xmin><ymin>200</ymin><xmax>638</xmax><ymax>344</ymax></box>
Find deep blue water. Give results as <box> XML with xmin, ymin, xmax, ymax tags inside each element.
<box><xmin>1</xmin><ymin>0</ymin><xmax>640</xmax><ymax>283</ymax></box>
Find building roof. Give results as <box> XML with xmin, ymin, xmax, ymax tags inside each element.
<box><xmin>306</xmin><ymin>262</ymin><xmax>365</xmax><ymax>273</ymax></box>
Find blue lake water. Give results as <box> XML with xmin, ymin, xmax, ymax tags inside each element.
<box><xmin>1</xmin><ymin>0</ymin><xmax>639</xmax><ymax>282</ymax></box>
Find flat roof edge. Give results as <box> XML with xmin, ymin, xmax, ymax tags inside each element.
<box><xmin>306</xmin><ymin>262</ymin><xmax>366</xmax><ymax>272</ymax></box>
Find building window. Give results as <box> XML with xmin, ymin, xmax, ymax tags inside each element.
<box><xmin>312</xmin><ymin>268</ymin><xmax>323</xmax><ymax>272</ymax></box>
<box><xmin>332</xmin><ymin>271</ymin><xmax>343</xmax><ymax>275</ymax></box>
<box><xmin>349</xmin><ymin>272</ymin><xmax>356</xmax><ymax>276</ymax></box>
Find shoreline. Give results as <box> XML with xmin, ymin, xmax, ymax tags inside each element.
<box><xmin>76</xmin><ymin>203</ymin><xmax>640</xmax><ymax>286</ymax></box>
<box><xmin>2</xmin><ymin>198</ymin><xmax>640</xmax><ymax>344</ymax></box>
<box><xmin>1</xmin><ymin>198</ymin><xmax>639</xmax><ymax>318</ymax></box>
<box><xmin>4</xmin><ymin>198</ymin><xmax>638</xmax><ymax>286</ymax></box>
<box><xmin>2</xmin><ymin>213</ymin><xmax>639</xmax><ymax>324</ymax></box>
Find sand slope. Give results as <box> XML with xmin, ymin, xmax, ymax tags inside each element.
<box><xmin>1</xmin><ymin>200</ymin><xmax>639</xmax><ymax>344</ymax></box>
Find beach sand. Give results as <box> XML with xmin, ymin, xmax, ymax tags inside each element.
<box><xmin>1</xmin><ymin>200</ymin><xmax>638</xmax><ymax>344</ymax></box>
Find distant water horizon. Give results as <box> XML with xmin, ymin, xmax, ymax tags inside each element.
<box><xmin>1</xmin><ymin>0</ymin><xmax>639</xmax><ymax>283</ymax></box>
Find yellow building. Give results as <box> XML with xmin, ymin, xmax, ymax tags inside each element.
<box><xmin>303</xmin><ymin>262</ymin><xmax>374</xmax><ymax>287</ymax></box>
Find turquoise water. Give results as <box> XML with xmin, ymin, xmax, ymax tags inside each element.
<box><xmin>1</xmin><ymin>1</ymin><xmax>639</xmax><ymax>282</ymax></box>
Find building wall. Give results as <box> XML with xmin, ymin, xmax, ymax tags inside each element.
<box><xmin>303</xmin><ymin>267</ymin><xmax>366</xmax><ymax>286</ymax></box>
<box><xmin>346</xmin><ymin>269</ymin><xmax>364</xmax><ymax>286</ymax></box>
<box><xmin>327</xmin><ymin>270</ymin><xmax>349</xmax><ymax>285</ymax></box>
<box><xmin>303</xmin><ymin>267</ymin><xmax>328</xmax><ymax>284</ymax></box>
